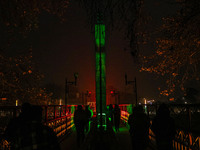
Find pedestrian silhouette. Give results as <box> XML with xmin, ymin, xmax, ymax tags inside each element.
<box><xmin>74</xmin><ymin>105</ymin><xmax>87</xmax><ymax>147</ymax></box>
<box><xmin>107</xmin><ymin>104</ymin><xmax>114</xmax><ymax>125</ymax></box>
<box><xmin>4</xmin><ymin>102</ymin><xmax>32</xmax><ymax>146</ymax></box>
<box><xmin>4</xmin><ymin>104</ymin><xmax>60</xmax><ymax>150</ymax></box>
<box><xmin>151</xmin><ymin>103</ymin><xmax>176</xmax><ymax>150</ymax></box>
<box><xmin>85</xmin><ymin>105</ymin><xmax>92</xmax><ymax>133</ymax></box>
<box><xmin>128</xmin><ymin>105</ymin><xmax>150</xmax><ymax>150</ymax></box>
<box><xmin>113</xmin><ymin>104</ymin><xmax>121</xmax><ymax>132</ymax></box>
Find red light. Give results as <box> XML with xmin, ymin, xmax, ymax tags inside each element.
<box><xmin>1</xmin><ymin>98</ymin><xmax>7</xmax><ymax>101</ymax></box>
<box><xmin>89</xmin><ymin>92</ymin><xmax>92</xmax><ymax>94</ymax></box>
<box><xmin>110</xmin><ymin>91</ymin><xmax>114</xmax><ymax>94</ymax></box>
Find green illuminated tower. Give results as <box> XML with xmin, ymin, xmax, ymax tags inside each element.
<box><xmin>95</xmin><ymin>16</ymin><xmax>106</xmax><ymax>129</ymax></box>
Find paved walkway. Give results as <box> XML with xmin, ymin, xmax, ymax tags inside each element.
<box><xmin>114</xmin><ymin>126</ymin><xmax>132</xmax><ymax>150</ymax></box>
<box><xmin>60</xmin><ymin>128</ymin><xmax>79</xmax><ymax>150</ymax></box>
<box><xmin>60</xmin><ymin>123</ymin><xmax>154</xmax><ymax>150</ymax></box>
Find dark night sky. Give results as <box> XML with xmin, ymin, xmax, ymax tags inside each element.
<box><xmin>8</xmin><ymin>0</ymin><xmax>178</xmax><ymax>101</ymax></box>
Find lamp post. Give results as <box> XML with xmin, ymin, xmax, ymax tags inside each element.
<box><xmin>125</xmin><ymin>73</ymin><xmax>138</xmax><ymax>106</ymax></box>
<box><xmin>65</xmin><ymin>73</ymin><xmax>78</xmax><ymax>106</ymax></box>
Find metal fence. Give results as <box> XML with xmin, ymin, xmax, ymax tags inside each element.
<box><xmin>0</xmin><ymin>105</ymin><xmax>77</xmax><ymax>150</ymax></box>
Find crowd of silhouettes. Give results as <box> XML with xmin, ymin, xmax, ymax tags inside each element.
<box><xmin>73</xmin><ymin>105</ymin><xmax>92</xmax><ymax>147</ymax></box>
<box><xmin>128</xmin><ymin>103</ymin><xmax>176</xmax><ymax>150</ymax></box>
<box><xmin>3</xmin><ymin>102</ymin><xmax>176</xmax><ymax>150</ymax></box>
<box><xmin>4</xmin><ymin>103</ymin><xmax>60</xmax><ymax>150</ymax></box>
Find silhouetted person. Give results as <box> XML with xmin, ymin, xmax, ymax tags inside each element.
<box><xmin>85</xmin><ymin>105</ymin><xmax>92</xmax><ymax>133</ymax></box>
<box><xmin>108</xmin><ymin>104</ymin><xmax>114</xmax><ymax>125</ymax></box>
<box><xmin>4</xmin><ymin>102</ymin><xmax>32</xmax><ymax>146</ymax></box>
<box><xmin>151</xmin><ymin>103</ymin><xmax>176</xmax><ymax>150</ymax></box>
<box><xmin>4</xmin><ymin>104</ymin><xmax>60</xmax><ymax>150</ymax></box>
<box><xmin>113</xmin><ymin>104</ymin><xmax>121</xmax><ymax>132</ymax></box>
<box><xmin>128</xmin><ymin>106</ymin><xmax>150</xmax><ymax>150</ymax></box>
<box><xmin>74</xmin><ymin>105</ymin><xmax>87</xmax><ymax>147</ymax></box>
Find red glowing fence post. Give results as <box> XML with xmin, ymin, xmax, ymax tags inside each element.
<box><xmin>66</xmin><ymin>105</ymin><xmax>69</xmax><ymax>133</ymax></box>
<box><xmin>65</xmin><ymin>105</ymin><xmax>67</xmax><ymax>115</ymax></box>
<box><xmin>60</xmin><ymin>106</ymin><xmax>62</xmax><ymax>117</ymax></box>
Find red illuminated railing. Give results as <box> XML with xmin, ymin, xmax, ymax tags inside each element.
<box><xmin>0</xmin><ymin>105</ymin><xmax>77</xmax><ymax>150</ymax></box>
<box><xmin>119</xmin><ymin>104</ymin><xmax>132</xmax><ymax>124</ymax></box>
<box><xmin>119</xmin><ymin>104</ymin><xmax>200</xmax><ymax>150</ymax></box>
<box><xmin>41</xmin><ymin>105</ymin><xmax>76</xmax><ymax>138</ymax></box>
<box><xmin>120</xmin><ymin>110</ymin><xmax>130</xmax><ymax>123</ymax></box>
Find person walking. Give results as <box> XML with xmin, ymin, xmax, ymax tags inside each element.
<box><xmin>74</xmin><ymin>105</ymin><xmax>87</xmax><ymax>147</ymax></box>
<box><xmin>113</xmin><ymin>104</ymin><xmax>121</xmax><ymax>132</ymax></box>
<box><xmin>4</xmin><ymin>102</ymin><xmax>32</xmax><ymax>146</ymax></box>
<box><xmin>85</xmin><ymin>105</ymin><xmax>92</xmax><ymax>133</ymax></box>
<box><xmin>107</xmin><ymin>104</ymin><xmax>114</xmax><ymax>125</ymax></box>
<box><xmin>128</xmin><ymin>106</ymin><xmax>150</xmax><ymax>150</ymax></box>
<box><xmin>4</xmin><ymin>104</ymin><xmax>60</xmax><ymax>150</ymax></box>
<box><xmin>151</xmin><ymin>103</ymin><xmax>176</xmax><ymax>150</ymax></box>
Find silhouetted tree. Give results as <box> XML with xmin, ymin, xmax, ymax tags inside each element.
<box><xmin>0</xmin><ymin>0</ymin><xmax>69</xmax><ymax>34</ymax></box>
<box><xmin>0</xmin><ymin>50</ymin><xmax>51</xmax><ymax>105</ymax></box>
<box><xmin>140</xmin><ymin>0</ymin><xmax>200</xmax><ymax>97</ymax></box>
<box><xmin>0</xmin><ymin>0</ymin><xmax>69</xmax><ymax>105</ymax></box>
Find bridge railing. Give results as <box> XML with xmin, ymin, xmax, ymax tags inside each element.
<box><xmin>0</xmin><ymin>105</ymin><xmax>77</xmax><ymax>150</ymax></box>
<box><xmin>119</xmin><ymin>104</ymin><xmax>200</xmax><ymax>150</ymax></box>
<box><xmin>41</xmin><ymin>105</ymin><xmax>77</xmax><ymax>138</ymax></box>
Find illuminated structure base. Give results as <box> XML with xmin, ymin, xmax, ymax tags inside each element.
<box><xmin>97</xmin><ymin>113</ymin><xmax>107</xmax><ymax>130</ymax></box>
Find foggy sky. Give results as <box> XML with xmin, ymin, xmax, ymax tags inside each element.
<box><xmin>5</xmin><ymin>0</ymin><xmax>178</xmax><ymax>101</ymax></box>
